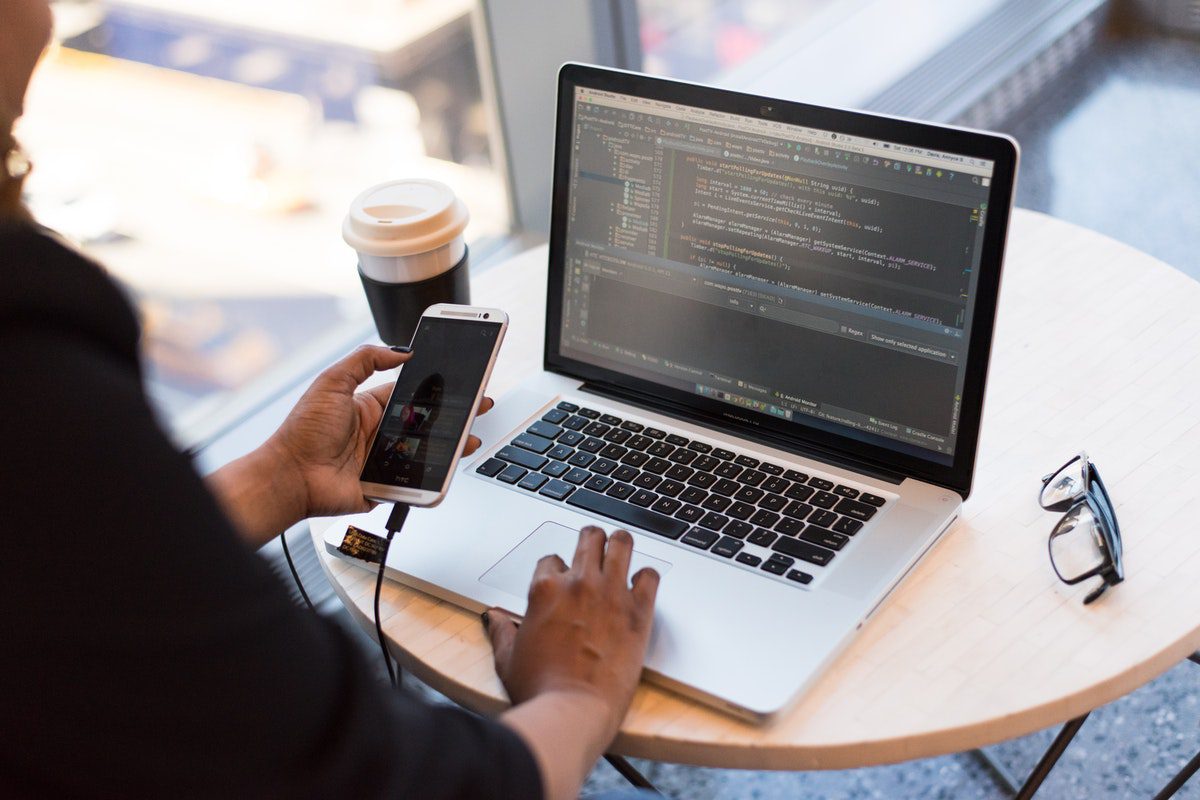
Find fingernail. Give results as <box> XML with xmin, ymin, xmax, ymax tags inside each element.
<box><xmin>390</xmin><ymin>345</ymin><xmax>412</xmax><ymax>353</ymax></box>
<box><xmin>481</xmin><ymin>610</ymin><xmax>491</xmax><ymax>629</ymax></box>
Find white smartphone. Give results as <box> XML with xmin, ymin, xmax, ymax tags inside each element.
<box><xmin>360</xmin><ymin>304</ymin><xmax>508</xmax><ymax>507</ymax></box>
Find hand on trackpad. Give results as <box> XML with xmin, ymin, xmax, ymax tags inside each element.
<box><xmin>479</xmin><ymin>522</ymin><xmax>672</xmax><ymax>602</ymax></box>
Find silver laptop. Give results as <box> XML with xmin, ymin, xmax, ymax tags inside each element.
<box><xmin>327</xmin><ymin>64</ymin><xmax>1018</xmax><ymax>722</ymax></box>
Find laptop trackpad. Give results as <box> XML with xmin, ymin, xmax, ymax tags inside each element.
<box><xmin>480</xmin><ymin>522</ymin><xmax>673</xmax><ymax>601</ymax></box>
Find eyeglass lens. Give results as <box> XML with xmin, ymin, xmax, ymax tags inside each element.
<box><xmin>1049</xmin><ymin>503</ymin><xmax>1109</xmax><ymax>581</ymax></box>
<box><xmin>1041</xmin><ymin>455</ymin><xmax>1087</xmax><ymax>508</ymax></box>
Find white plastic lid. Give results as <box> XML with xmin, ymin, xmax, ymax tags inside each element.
<box><xmin>342</xmin><ymin>179</ymin><xmax>469</xmax><ymax>257</ymax></box>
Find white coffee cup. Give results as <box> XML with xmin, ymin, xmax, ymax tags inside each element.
<box><xmin>342</xmin><ymin>179</ymin><xmax>469</xmax><ymax>284</ymax></box>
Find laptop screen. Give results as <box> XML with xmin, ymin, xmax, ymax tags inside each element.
<box><xmin>555</xmin><ymin>84</ymin><xmax>997</xmax><ymax>467</ymax></box>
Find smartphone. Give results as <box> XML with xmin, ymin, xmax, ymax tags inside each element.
<box><xmin>360</xmin><ymin>304</ymin><xmax>508</xmax><ymax>507</ymax></box>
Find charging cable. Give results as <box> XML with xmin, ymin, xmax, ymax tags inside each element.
<box><xmin>280</xmin><ymin>528</ymin><xmax>316</xmax><ymax>612</ymax></box>
<box><xmin>376</xmin><ymin>503</ymin><xmax>411</xmax><ymax>689</ymax></box>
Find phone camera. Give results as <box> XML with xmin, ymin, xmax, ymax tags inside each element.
<box><xmin>483</xmin><ymin>313</ymin><xmax>490</xmax><ymax>319</ymax></box>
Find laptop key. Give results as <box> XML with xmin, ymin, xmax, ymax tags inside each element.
<box><xmin>519</xmin><ymin>472</ymin><xmax>549</xmax><ymax>491</ymax></box>
<box><xmin>761</xmin><ymin>555</ymin><xmax>793</xmax><ymax>575</ymax></box>
<box><xmin>712</xmin><ymin>536</ymin><xmax>744</xmax><ymax>558</ymax></box>
<box><xmin>808</xmin><ymin>509</ymin><xmax>838</xmax><ymax>528</ymax></box>
<box><xmin>498</xmin><ymin>464</ymin><xmax>528</xmax><ymax>484</ymax></box>
<box><xmin>585</xmin><ymin>475</ymin><xmax>614</xmax><ymax>493</ymax></box>
<box><xmin>835</xmin><ymin>498</ymin><xmax>879</xmax><ymax>521</ymax></box>
<box><xmin>665</xmin><ymin>464</ymin><xmax>694</xmax><ymax>481</ymax></box>
<box><xmin>513</xmin><ymin>432</ymin><xmax>554</xmax><ymax>455</ymax></box>
<box><xmin>759</xmin><ymin>494</ymin><xmax>787</xmax><ymax>512</ymax></box>
<box><xmin>647</xmin><ymin>441</ymin><xmax>675</xmax><ymax>458</ymax></box>
<box><xmin>626</xmin><ymin>435</ymin><xmax>653</xmax><ymax>451</ymax></box>
<box><xmin>562</xmin><ymin>415</ymin><xmax>589</xmax><ymax>431</ymax></box>
<box><xmin>736</xmin><ymin>552</ymin><xmax>763</xmax><ymax>567</ymax></box>
<box><xmin>607</xmin><ymin>483</ymin><xmax>635</xmax><ymax>500</ymax></box>
<box><xmin>566</xmin><ymin>488</ymin><xmax>687</xmax><ymax>539</ymax></box>
<box><xmin>542</xmin><ymin>461</ymin><xmax>570</xmax><ymax>478</ymax></box>
<box><xmin>678</xmin><ymin>487</ymin><xmax>707</xmax><ymax>505</ymax></box>
<box><xmin>579</xmin><ymin>437</ymin><xmax>605</xmax><ymax>453</ymax></box>
<box><xmin>699</xmin><ymin>512</ymin><xmax>730</xmax><ymax>531</ymax></box>
<box><xmin>712</xmin><ymin>448</ymin><xmax>736</xmax><ymax>461</ymax></box>
<box><xmin>783</xmin><ymin>469</ymin><xmax>809</xmax><ymax>483</ymax></box>
<box><xmin>833</xmin><ymin>517</ymin><xmax>864</xmax><ymax>536</ymax></box>
<box><xmin>583</xmin><ymin>422</ymin><xmax>611</xmax><ymax>437</ymax></box>
<box><xmin>773</xmin><ymin>536</ymin><xmax>836</xmax><ymax>566</ymax></box>
<box><xmin>735</xmin><ymin>455</ymin><xmax>760</xmax><ymax>468</ymax></box>
<box><xmin>599</xmin><ymin>413</ymin><xmax>622</xmax><ymax>426</ymax></box>
<box><xmin>567</xmin><ymin>451</ymin><xmax>596</xmax><ymax>468</ymax></box>
<box><xmin>564</xmin><ymin>468</ymin><xmax>591</xmax><ymax>485</ymax></box>
<box><xmin>476</xmin><ymin>457</ymin><xmax>506</xmax><ymax>477</ymax></box>
<box><xmin>630</xmin><ymin>489</ymin><xmax>658</xmax><ymax>508</ymax></box>
<box><xmin>748</xmin><ymin>528</ymin><xmax>777</xmax><ymax>547</ymax></box>
<box><xmin>749</xmin><ymin>509</ymin><xmax>781</xmax><ymax>528</ymax></box>
<box><xmin>800</xmin><ymin>526</ymin><xmax>849</xmax><ymax>551</ymax></box>
<box><xmin>775</xmin><ymin>517</ymin><xmax>804</xmax><ymax>536</ymax></box>
<box><xmin>577</xmin><ymin>408</ymin><xmax>600</xmax><ymax>419</ymax></box>
<box><xmin>740</xmin><ymin>470</ymin><xmax>766</xmax><ymax>487</ymax></box>
<box><xmin>714</xmin><ymin>462</ymin><xmax>743</xmax><ymax>479</ymax></box>
<box><xmin>497</xmin><ymin>445</ymin><xmax>548</xmax><ymax>471</ymax></box>
<box><xmin>786</xmin><ymin>570</ymin><xmax>814</xmax><ymax>585</ymax></box>
<box><xmin>665</xmin><ymin>434</ymin><xmax>690</xmax><ymax>447</ymax></box>
<box><xmin>711</xmin><ymin>478</ymin><xmax>739</xmax><ymax>496</ymax></box>
<box><xmin>621</xmin><ymin>451</ymin><xmax>650</xmax><ymax>468</ymax></box>
<box><xmin>860</xmin><ymin>493</ymin><xmax>887</xmax><ymax>507</ymax></box>
<box><xmin>701</xmin><ymin>494</ymin><xmax>731</xmax><ymax>513</ymax></box>
<box><xmin>761</xmin><ymin>476</ymin><xmax>789</xmax><ymax>494</ymax></box>
<box><xmin>590</xmin><ymin>458</ymin><xmax>618</xmax><ymax>475</ymax></box>
<box><xmin>542</xmin><ymin>408</ymin><xmax>570</xmax><ymax>425</ymax></box>
<box><xmin>612</xmin><ymin>465</ymin><xmax>639</xmax><ymax>482</ymax></box>
<box><xmin>657</xmin><ymin>479</ymin><xmax>685</xmax><ymax>497</ymax></box>
<box><xmin>604</xmin><ymin>429</ymin><xmax>632</xmax><ymax>444</ymax></box>
<box><xmin>734</xmin><ymin>486</ymin><xmax>764</xmax><ymax>504</ymax></box>
<box><xmin>651</xmin><ymin>497</ymin><xmax>682</xmax><ymax>516</ymax></box>
<box><xmin>726</xmin><ymin>501</ymin><xmax>756</xmax><ymax>520</ymax></box>
<box><xmin>674</xmin><ymin>504</ymin><xmax>704</xmax><ymax>523</ymax></box>
<box><xmin>687</xmin><ymin>472</ymin><xmax>717</xmax><ymax>489</ymax></box>
<box><xmin>668</xmin><ymin>449</ymin><xmax>698</xmax><ymax>465</ymax></box>
<box><xmin>682</xmin><ymin>527</ymin><xmax>719</xmax><ymax>550</ymax></box>
<box><xmin>555</xmin><ymin>401</ymin><xmax>579</xmax><ymax>413</ymax></box>
<box><xmin>621</xmin><ymin>420</ymin><xmax>644</xmax><ymax>433</ymax></box>
<box><xmin>808</xmin><ymin>477</ymin><xmax>834</xmax><ymax>491</ymax></box>
<box><xmin>599</xmin><ymin>443</ymin><xmax>628</xmax><ymax>460</ymax></box>
<box><xmin>643</xmin><ymin>457</ymin><xmax>671</xmax><ymax>474</ymax></box>
<box><xmin>527</xmin><ymin>420</ymin><xmax>563</xmax><ymax>440</ymax></box>
<box><xmin>547</xmin><ymin>444</ymin><xmax>574</xmax><ymax>461</ymax></box>
<box><xmin>759</xmin><ymin>463</ymin><xmax>784</xmax><ymax>476</ymax></box>
<box><xmin>783</xmin><ymin>501</ymin><xmax>814</xmax><ymax>520</ymax></box>
<box><xmin>632</xmin><ymin>473</ymin><xmax>662</xmax><ymax>490</ymax></box>
<box><xmin>643</xmin><ymin>427</ymin><xmax>667</xmax><ymax>440</ymax></box>
<box><xmin>693</xmin><ymin>455</ymin><xmax>721</xmax><ymax>472</ymax></box>
<box><xmin>833</xmin><ymin>485</ymin><xmax>860</xmax><ymax>499</ymax></box>
<box><xmin>688</xmin><ymin>441</ymin><xmax>713</xmax><ymax>453</ymax></box>
<box><xmin>558</xmin><ymin>431</ymin><xmax>586</xmax><ymax>447</ymax></box>
<box><xmin>784</xmin><ymin>483</ymin><xmax>815</xmax><ymax>502</ymax></box>
<box><xmin>725</xmin><ymin>521</ymin><xmax>754</xmax><ymax>540</ymax></box>
<box><xmin>811</xmin><ymin>491</ymin><xmax>839</xmax><ymax>509</ymax></box>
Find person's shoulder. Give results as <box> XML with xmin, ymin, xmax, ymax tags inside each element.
<box><xmin>0</xmin><ymin>220</ymin><xmax>140</xmax><ymax>364</ymax></box>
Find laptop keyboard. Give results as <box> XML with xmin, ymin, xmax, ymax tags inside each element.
<box><xmin>474</xmin><ymin>401</ymin><xmax>890</xmax><ymax>587</ymax></box>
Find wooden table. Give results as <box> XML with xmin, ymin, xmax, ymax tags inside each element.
<box><xmin>310</xmin><ymin>208</ymin><xmax>1200</xmax><ymax>772</ymax></box>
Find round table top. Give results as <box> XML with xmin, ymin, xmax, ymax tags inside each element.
<box><xmin>310</xmin><ymin>208</ymin><xmax>1200</xmax><ymax>770</ymax></box>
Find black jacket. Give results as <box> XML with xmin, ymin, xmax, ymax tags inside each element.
<box><xmin>0</xmin><ymin>222</ymin><xmax>541</xmax><ymax>799</ymax></box>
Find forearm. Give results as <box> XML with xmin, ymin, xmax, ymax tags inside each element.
<box><xmin>500</xmin><ymin>690</ymin><xmax>616</xmax><ymax>800</ymax></box>
<box><xmin>206</xmin><ymin>441</ymin><xmax>308</xmax><ymax>548</ymax></box>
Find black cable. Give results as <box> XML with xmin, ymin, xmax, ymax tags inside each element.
<box><xmin>280</xmin><ymin>528</ymin><xmax>315</xmax><ymax>612</ymax></box>
<box><xmin>376</xmin><ymin>503</ymin><xmax>410</xmax><ymax>689</ymax></box>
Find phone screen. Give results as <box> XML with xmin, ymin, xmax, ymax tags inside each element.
<box><xmin>361</xmin><ymin>316</ymin><xmax>502</xmax><ymax>492</ymax></box>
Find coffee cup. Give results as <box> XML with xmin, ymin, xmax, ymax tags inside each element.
<box><xmin>343</xmin><ymin>179</ymin><xmax>471</xmax><ymax>345</ymax></box>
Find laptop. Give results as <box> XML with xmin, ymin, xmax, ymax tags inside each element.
<box><xmin>326</xmin><ymin>63</ymin><xmax>1018</xmax><ymax>722</ymax></box>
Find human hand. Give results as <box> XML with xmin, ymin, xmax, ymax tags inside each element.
<box><xmin>267</xmin><ymin>345</ymin><xmax>492</xmax><ymax>519</ymax></box>
<box><xmin>485</xmin><ymin>527</ymin><xmax>660</xmax><ymax>745</ymax></box>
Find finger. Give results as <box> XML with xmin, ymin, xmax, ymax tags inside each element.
<box><xmin>318</xmin><ymin>345</ymin><xmax>409</xmax><ymax>394</ymax></box>
<box><xmin>367</xmin><ymin>381</ymin><xmax>395</xmax><ymax>408</ymax></box>
<box><xmin>603</xmin><ymin>529</ymin><xmax>634</xmax><ymax>585</ymax></box>
<box><xmin>483</xmin><ymin>608</ymin><xmax>520</xmax><ymax>675</ymax></box>
<box><xmin>462</xmin><ymin>435</ymin><xmax>482</xmax><ymax>456</ymax></box>
<box><xmin>531</xmin><ymin>553</ymin><xmax>568</xmax><ymax>586</ymax></box>
<box><xmin>477</xmin><ymin>397</ymin><xmax>495</xmax><ymax>416</ymax></box>
<box><xmin>571</xmin><ymin>526</ymin><xmax>606</xmax><ymax>575</ymax></box>
<box><xmin>630</xmin><ymin>567</ymin><xmax>661</xmax><ymax>614</ymax></box>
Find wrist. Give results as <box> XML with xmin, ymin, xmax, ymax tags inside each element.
<box><xmin>206</xmin><ymin>440</ymin><xmax>309</xmax><ymax>547</ymax></box>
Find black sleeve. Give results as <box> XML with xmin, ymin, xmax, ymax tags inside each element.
<box><xmin>0</xmin><ymin>326</ymin><xmax>542</xmax><ymax>799</ymax></box>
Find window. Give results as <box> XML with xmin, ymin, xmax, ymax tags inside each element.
<box><xmin>20</xmin><ymin>0</ymin><xmax>508</xmax><ymax>446</ymax></box>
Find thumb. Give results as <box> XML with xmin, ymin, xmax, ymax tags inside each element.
<box><xmin>483</xmin><ymin>608</ymin><xmax>519</xmax><ymax>674</ymax></box>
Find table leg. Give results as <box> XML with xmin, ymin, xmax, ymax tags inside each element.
<box><xmin>1148</xmin><ymin>652</ymin><xmax>1200</xmax><ymax>799</ymax></box>
<box><xmin>1012</xmin><ymin>712</ymin><xmax>1090</xmax><ymax>800</ymax></box>
<box><xmin>604</xmin><ymin>754</ymin><xmax>662</xmax><ymax>794</ymax></box>
<box><xmin>970</xmin><ymin>747</ymin><xmax>1022</xmax><ymax>795</ymax></box>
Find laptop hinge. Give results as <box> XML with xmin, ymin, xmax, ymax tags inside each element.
<box><xmin>579</xmin><ymin>381</ymin><xmax>906</xmax><ymax>486</ymax></box>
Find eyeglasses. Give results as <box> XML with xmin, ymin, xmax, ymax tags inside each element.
<box><xmin>1039</xmin><ymin>452</ymin><xmax>1123</xmax><ymax>604</ymax></box>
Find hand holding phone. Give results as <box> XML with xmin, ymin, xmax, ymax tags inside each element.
<box><xmin>360</xmin><ymin>304</ymin><xmax>508</xmax><ymax>507</ymax></box>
